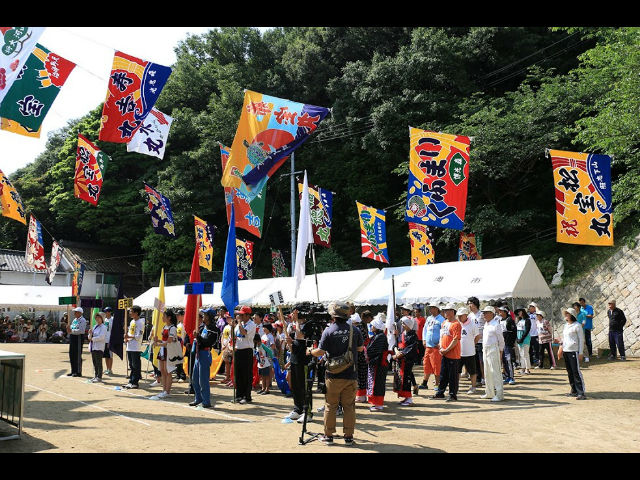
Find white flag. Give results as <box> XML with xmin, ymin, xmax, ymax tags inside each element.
<box><xmin>0</xmin><ymin>27</ymin><xmax>45</xmax><ymax>106</ymax></box>
<box><xmin>46</xmin><ymin>241</ymin><xmax>62</xmax><ymax>285</ymax></box>
<box><xmin>294</xmin><ymin>170</ymin><xmax>313</xmax><ymax>298</ymax></box>
<box><xmin>386</xmin><ymin>277</ymin><xmax>397</xmax><ymax>349</ymax></box>
<box><xmin>126</xmin><ymin>108</ymin><xmax>173</xmax><ymax>159</ymax></box>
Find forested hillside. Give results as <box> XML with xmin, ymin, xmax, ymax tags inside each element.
<box><xmin>2</xmin><ymin>27</ymin><xmax>638</xmax><ymax>287</ymax></box>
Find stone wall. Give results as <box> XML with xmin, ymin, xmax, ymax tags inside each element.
<box><xmin>548</xmin><ymin>232</ymin><xmax>640</xmax><ymax>357</ymax></box>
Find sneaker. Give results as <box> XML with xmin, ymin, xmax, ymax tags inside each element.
<box><xmin>104</xmin><ymin>370</ymin><xmax>112</xmax><ymax>375</ymax></box>
<box><xmin>535</xmin><ymin>366</ymin><xmax>542</xmax><ymax>369</ymax></box>
<box><xmin>369</xmin><ymin>405</ymin><xmax>384</xmax><ymax>412</ymax></box>
<box><xmin>123</xmin><ymin>383</ymin><xmax>139</xmax><ymax>389</ymax></box>
<box><xmin>467</xmin><ymin>387</ymin><xmax>476</xmax><ymax>395</ymax></box>
<box><xmin>319</xmin><ymin>435</ymin><xmax>334</xmax><ymax>445</ymax></box>
<box><xmin>355</xmin><ymin>396</ymin><xmax>367</xmax><ymax>403</ymax></box>
<box><xmin>400</xmin><ymin>398</ymin><xmax>414</xmax><ymax>406</ymax></box>
<box><xmin>576</xmin><ymin>395</ymin><xmax>587</xmax><ymax>400</ymax></box>
<box><xmin>429</xmin><ymin>394</ymin><xmax>445</xmax><ymax>400</ymax></box>
<box><xmin>608</xmin><ymin>356</ymin><xmax>615</xmax><ymax>361</ymax></box>
<box><xmin>480</xmin><ymin>394</ymin><xmax>489</xmax><ymax>399</ymax></box>
<box><xmin>149</xmin><ymin>380</ymin><xmax>161</xmax><ymax>387</ymax></box>
<box><xmin>620</xmin><ymin>357</ymin><xmax>626</xmax><ymax>361</ymax></box>
<box><xmin>66</xmin><ymin>372</ymin><xmax>74</xmax><ymax>376</ymax></box>
<box><xmin>418</xmin><ymin>383</ymin><xmax>429</xmax><ymax>390</ymax></box>
<box><xmin>316</xmin><ymin>406</ymin><xmax>325</xmax><ymax>413</ymax></box>
<box><xmin>490</xmin><ymin>396</ymin><xmax>503</xmax><ymax>402</ymax></box>
<box><xmin>508</xmin><ymin>379</ymin><xmax>516</xmax><ymax>385</ymax></box>
<box><xmin>297</xmin><ymin>413</ymin><xmax>311</xmax><ymax>424</ymax></box>
<box><xmin>481</xmin><ymin>379</ymin><xmax>485</xmax><ymax>385</ymax></box>
<box><xmin>584</xmin><ymin>357</ymin><xmax>590</xmax><ymax>363</ymax></box>
<box><xmin>550</xmin><ymin>366</ymin><xmax>555</xmax><ymax>370</ymax></box>
<box><xmin>285</xmin><ymin>410</ymin><xmax>302</xmax><ymax>420</ymax></box>
<box><xmin>238</xmin><ymin>398</ymin><xmax>247</xmax><ymax>405</ymax></box>
<box><xmin>445</xmin><ymin>396</ymin><xmax>457</xmax><ymax>402</ymax></box>
<box><xmin>189</xmin><ymin>401</ymin><xmax>201</xmax><ymax>407</ymax></box>
<box><xmin>256</xmin><ymin>390</ymin><xmax>266</xmax><ymax>395</ymax></box>
<box><xmin>565</xmin><ymin>392</ymin><xmax>578</xmax><ymax>397</ymax></box>
<box><xmin>344</xmin><ymin>436</ymin><xmax>355</xmax><ymax>446</ymax></box>
<box><xmin>90</xmin><ymin>377</ymin><xmax>99</xmax><ymax>383</ymax></box>
<box><xmin>157</xmin><ymin>391</ymin><xmax>169</xmax><ymax>398</ymax></box>
<box><xmin>149</xmin><ymin>395</ymin><xmax>162</xmax><ymax>400</ymax></box>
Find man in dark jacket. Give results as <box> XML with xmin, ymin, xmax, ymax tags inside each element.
<box><xmin>607</xmin><ymin>300</ymin><xmax>627</xmax><ymax>361</ymax></box>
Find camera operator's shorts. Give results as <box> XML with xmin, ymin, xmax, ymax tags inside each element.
<box><xmin>103</xmin><ymin>344</ymin><xmax>112</xmax><ymax>358</ymax></box>
<box><xmin>423</xmin><ymin>346</ymin><xmax>441</xmax><ymax>376</ymax></box>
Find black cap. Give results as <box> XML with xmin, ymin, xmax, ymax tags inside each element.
<box><xmin>104</xmin><ymin>307</ymin><xmax>113</xmax><ymax>312</ymax></box>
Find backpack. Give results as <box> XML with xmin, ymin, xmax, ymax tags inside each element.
<box><xmin>326</xmin><ymin>325</ymin><xmax>354</xmax><ymax>374</ymax></box>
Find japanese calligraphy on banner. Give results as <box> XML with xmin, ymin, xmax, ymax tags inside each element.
<box><xmin>98</xmin><ymin>51</ymin><xmax>171</xmax><ymax>143</ymax></box>
<box><xmin>0</xmin><ymin>168</ymin><xmax>27</xmax><ymax>224</ymax></box>
<box><xmin>550</xmin><ymin>149</ymin><xmax>613</xmax><ymax>246</ymax></box>
<box><xmin>1</xmin><ymin>116</ymin><xmax>41</xmax><ymax>137</ymax></box>
<box><xmin>458</xmin><ymin>232</ymin><xmax>482</xmax><ymax>261</ymax></box>
<box><xmin>297</xmin><ymin>180</ymin><xmax>333</xmax><ymax>248</ymax></box>
<box><xmin>0</xmin><ymin>43</ymin><xmax>75</xmax><ymax>131</ymax></box>
<box><xmin>127</xmin><ymin>108</ymin><xmax>173</xmax><ymax>159</ymax></box>
<box><xmin>221</xmin><ymin>90</ymin><xmax>329</xmax><ymax>201</ymax></box>
<box><xmin>409</xmin><ymin>222</ymin><xmax>435</xmax><ymax>265</ymax></box>
<box><xmin>194</xmin><ymin>216</ymin><xmax>214</xmax><ymax>271</ymax></box>
<box><xmin>0</xmin><ymin>27</ymin><xmax>45</xmax><ymax>106</ymax></box>
<box><xmin>74</xmin><ymin>134</ymin><xmax>109</xmax><ymax>206</ymax></box>
<box><xmin>25</xmin><ymin>214</ymin><xmax>46</xmax><ymax>270</ymax></box>
<box><xmin>405</xmin><ymin>127</ymin><xmax>470</xmax><ymax>230</ymax></box>
<box><xmin>46</xmin><ymin>241</ymin><xmax>62</xmax><ymax>285</ymax></box>
<box><xmin>357</xmin><ymin>201</ymin><xmax>390</xmax><ymax>264</ymax></box>
<box><xmin>221</xmin><ymin>144</ymin><xmax>266</xmax><ymax>238</ymax></box>
<box><xmin>271</xmin><ymin>249</ymin><xmax>288</xmax><ymax>278</ymax></box>
<box><xmin>144</xmin><ymin>182</ymin><xmax>175</xmax><ymax>237</ymax></box>
<box><xmin>236</xmin><ymin>238</ymin><xmax>254</xmax><ymax>280</ymax></box>
<box><xmin>72</xmin><ymin>261</ymin><xmax>85</xmax><ymax>298</ymax></box>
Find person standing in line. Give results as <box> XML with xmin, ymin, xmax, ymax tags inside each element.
<box><xmin>527</xmin><ymin>302</ymin><xmax>540</xmax><ymax>367</ymax></box>
<box><xmin>414</xmin><ymin>307</ymin><xmax>426</xmax><ymax>365</ymax></box>
<box><xmin>392</xmin><ymin>316</ymin><xmax>420</xmax><ymax>406</ymax></box>
<box><xmin>354</xmin><ymin>311</ymin><xmax>371</xmax><ymax>403</ymax></box>
<box><xmin>188</xmin><ymin>309</ymin><xmax>216</xmax><ymax>408</ymax></box>
<box><xmin>88</xmin><ymin>312</ymin><xmax>107</xmax><ymax>383</ymax></box>
<box><xmin>558</xmin><ymin>307</ymin><xmax>587</xmax><ymax>400</ymax></box>
<box><xmin>365</xmin><ymin>314</ymin><xmax>389</xmax><ymax>411</ymax></box>
<box><xmin>151</xmin><ymin>309</ymin><xmax>181</xmax><ymax>400</ymax></box>
<box><xmin>536</xmin><ymin>310</ymin><xmax>556</xmax><ymax>369</ymax></box>
<box><xmin>254</xmin><ymin>333</ymin><xmax>273</xmax><ymax>395</ymax></box>
<box><xmin>174</xmin><ymin>309</ymin><xmax>187</xmax><ymax>382</ymax></box>
<box><xmin>221</xmin><ymin>314</ymin><xmax>234</xmax><ymax>386</ymax></box>
<box><xmin>515</xmin><ymin>307</ymin><xmax>532</xmax><ymax>375</ymax></box>
<box><xmin>419</xmin><ymin>303</ymin><xmax>444</xmax><ymax>391</ymax></box>
<box><xmin>457</xmin><ymin>307</ymin><xmax>480</xmax><ymax>394</ymax></box>
<box><xmin>67</xmin><ymin>307</ymin><xmax>87</xmax><ymax>377</ymax></box>
<box><xmin>607</xmin><ymin>300</ymin><xmax>627</xmax><ymax>361</ymax></box>
<box><xmin>480</xmin><ymin>306</ymin><xmax>504</xmax><ymax>402</ymax></box>
<box><xmin>467</xmin><ymin>297</ymin><xmax>485</xmax><ymax>388</ymax></box>
<box><xmin>498</xmin><ymin>306</ymin><xmax>517</xmax><ymax>385</ymax></box>
<box><xmin>102</xmin><ymin>307</ymin><xmax>114</xmax><ymax>375</ymax></box>
<box><xmin>578</xmin><ymin>297</ymin><xmax>594</xmax><ymax>362</ymax></box>
<box><xmin>430</xmin><ymin>304</ymin><xmax>462</xmax><ymax>402</ymax></box>
<box><xmin>311</xmin><ymin>301</ymin><xmax>364</xmax><ymax>446</ymax></box>
<box><xmin>122</xmin><ymin>306</ymin><xmax>145</xmax><ymax>389</ymax></box>
<box><xmin>233</xmin><ymin>305</ymin><xmax>257</xmax><ymax>404</ymax></box>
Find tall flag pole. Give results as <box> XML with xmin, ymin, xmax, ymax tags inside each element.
<box><xmin>386</xmin><ymin>276</ymin><xmax>396</xmax><ymax>350</ymax></box>
<box><xmin>294</xmin><ymin>171</ymin><xmax>313</xmax><ymax>298</ymax></box>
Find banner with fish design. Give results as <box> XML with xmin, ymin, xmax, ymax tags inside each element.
<box><xmin>236</xmin><ymin>238</ymin><xmax>254</xmax><ymax>280</ymax></box>
<box><xmin>144</xmin><ymin>182</ymin><xmax>175</xmax><ymax>237</ymax></box>
<box><xmin>298</xmin><ymin>180</ymin><xmax>332</xmax><ymax>248</ymax></box>
<box><xmin>357</xmin><ymin>201</ymin><xmax>389</xmax><ymax>264</ymax></box>
<box><xmin>271</xmin><ymin>249</ymin><xmax>288</xmax><ymax>277</ymax></box>
<box><xmin>194</xmin><ymin>215</ymin><xmax>214</xmax><ymax>271</ymax></box>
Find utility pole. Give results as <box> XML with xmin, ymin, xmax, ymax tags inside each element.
<box><xmin>290</xmin><ymin>152</ymin><xmax>296</xmax><ymax>273</ymax></box>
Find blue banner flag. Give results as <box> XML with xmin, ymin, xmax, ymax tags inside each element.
<box><xmin>144</xmin><ymin>182</ymin><xmax>176</xmax><ymax>237</ymax></box>
<box><xmin>221</xmin><ymin>204</ymin><xmax>239</xmax><ymax>313</ymax></box>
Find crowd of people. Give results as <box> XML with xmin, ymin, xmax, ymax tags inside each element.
<box><xmin>0</xmin><ymin>313</ymin><xmax>68</xmax><ymax>343</ymax></box>
<box><xmin>33</xmin><ymin>294</ymin><xmax>631</xmax><ymax>446</ymax></box>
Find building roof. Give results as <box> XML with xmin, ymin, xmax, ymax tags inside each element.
<box><xmin>59</xmin><ymin>240</ymin><xmax>141</xmax><ymax>274</ymax></box>
<box><xmin>0</xmin><ymin>249</ymin><xmax>66</xmax><ymax>274</ymax></box>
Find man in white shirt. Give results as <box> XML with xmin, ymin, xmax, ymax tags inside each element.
<box><xmin>457</xmin><ymin>307</ymin><xmax>480</xmax><ymax>394</ymax></box>
<box><xmin>234</xmin><ymin>305</ymin><xmax>257</xmax><ymax>404</ymax></box>
<box><xmin>123</xmin><ymin>305</ymin><xmax>145</xmax><ymax>389</ymax></box>
<box><xmin>102</xmin><ymin>307</ymin><xmax>114</xmax><ymax>375</ymax></box>
<box><xmin>479</xmin><ymin>306</ymin><xmax>504</xmax><ymax>402</ymax></box>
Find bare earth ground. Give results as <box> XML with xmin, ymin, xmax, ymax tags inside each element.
<box><xmin>0</xmin><ymin>343</ymin><xmax>638</xmax><ymax>453</ymax></box>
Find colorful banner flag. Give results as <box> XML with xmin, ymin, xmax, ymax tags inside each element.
<box><xmin>221</xmin><ymin>144</ymin><xmax>266</xmax><ymax>238</ymax></box>
<box><xmin>74</xmin><ymin>134</ymin><xmax>109</xmax><ymax>206</ymax></box>
<box><xmin>98</xmin><ymin>51</ymin><xmax>171</xmax><ymax>143</ymax></box>
<box><xmin>405</xmin><ymin>127</ymin><xmax>470</xmax><ymax>230</ymax></box>
<box><xmin>194</xmin><ymin>215</ymin><xmax>214</xmax><ymax>271</ymax></box>
<box><xmin>25</xmin><ymin>214</ymin><xmax>46</xmax><ymax>270</ymax></box>
<box><xmin>0</xmin><ymin>27</ymin><xmax>45</xmax><ymax>107</ymax></box>
<box><xmin>0</xmin><ymin>43</ymin><xmax>75</xmax><ymax>131</ymax></box>
<box><xmin>357</xmin><ymin>201</ymin><xmax>390</xmax><ymax>264</ymax></box>
<box><xmin>409</xmin><ymin>222</ymin><xmax>435</xmax><ymax>265</ymax></box>
<box><xmin>221</xmin><ymin>206</ymin><xmax>239</xmax><ymax>314</ymax></box>
<box><xmin>550</xmin><ymin>149</ymin><xmax>613</xmax><ymax>246</ymax></box>
<box><xmin>46</xmin><ymin>241</ymin><xmax>62</xmax><ymax>285</ymax></box>
<box><xmin>71</xmin><ymin>261</ymin><xmax>85</xmax><ymax>298</ymax></box>
<box><xmin>144</xmin><ymin>182</ymin><xmax>175</xmax><ymax>237</ymax></box>
<box><xmin>271</xmin><ymin>249</ymin><xmax>288</xmax><ymax>277</ymax></box>
<box><xmin>221</xmin><ymin>90</ymin><xmax>329</xmax><ymax>201</ymax></box>
<box><xmin>236</xmin><ymin>238</ymin><xmax>254</xmax><ymax>280</ymax></box>
<box><xmin>151</xmin><ymin>268</ymin><xmax>165</xmax><ymax>368</ymax></box>
<box><xmin>298</xmin><ymin>180</ymin><xmax>333</xmax><ymax>248</ymax></box>
<box><xmin>126</xmin><ymin>108</ymin><xmax>173</xmax><ymax>159</ymax></box>
<box><xmin>0</xmin><ymin>168</ymin><xmax>27</xmax><ymax>224</ymax></box>
<box><xmin>183</xmin><ymin>246</ymin><xmax>201</xmax><ymax>342</ymax></box>
<box><xmin>0</xmin><ymin>116</ymin><xmax>41</xmax><ymax>137</ymax></box>
<box><xmin>458</xmin><ymin>232</ymin><xmax>482</xmax><ymax>261</ymax></box>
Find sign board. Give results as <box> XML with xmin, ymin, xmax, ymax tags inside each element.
<box><xmin>118</xmin><ymin>297</ymin><xmax>134</xmax><ymax>309</ymax></box>
<box><xmin>184</xmin><ymin>282</ymin><xmax>214</xmax><ymax>295</ymax></box>
<box><xmin>80</xmin><ymin>298</ymin><xmax>103</xmax><ymax>309</ymax></box>
<box><xmin>153</xmin><ymin>297</ymin><xmax>165</xmax><ymax>313</ymax></box>
<box><xmin>269</xmin><ymin>290</ymin><xmax>284</xmax><ymax>307</ymax></box>
<box><xmin>58</xmin><ymin>296</ymin><xmax>76</xmax><ymax>305</ymax></box>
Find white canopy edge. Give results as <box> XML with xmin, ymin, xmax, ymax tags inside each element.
<box><xmin>0</xmin><ymin>285</ymin><xmax>73</xmax><ymax>311</ymax></box>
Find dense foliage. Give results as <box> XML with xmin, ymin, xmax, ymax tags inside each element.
<box><xmin>2</xmin><ymin>27</ymin><xmax>638</xmax><ymax>288</ymax></box>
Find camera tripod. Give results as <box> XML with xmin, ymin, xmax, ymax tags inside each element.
<box><xmin>298</xmin><ymin>355</ymin><xmax>321</xmax><ymax>445</ymax></box>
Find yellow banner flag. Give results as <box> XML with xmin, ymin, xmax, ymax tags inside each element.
<box><xmin>151</xmin><ymin>268</ymin><xmax>165</xmax><ymax>369</ymax></box>
<box><xmin>1</xmin><ymin>116</ymin><xmax>41</xmax><ymax>138</ymax></box>
<box><xmin>408</xmin><ymin>222</ymin><xmax>435</xmax><ymax>265</ymax></box>
<box><xmin>194</xmin><ymin>216</ymin><xmax>214</xmax><ymax>271</ymax></box>
<box><xmin>0</xmin><ymin>168</ymin><xmax>27</xmax><ymax>225</ymax></box>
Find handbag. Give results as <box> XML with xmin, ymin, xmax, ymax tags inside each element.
<box><xmin>326</xmin><ymin>325</ymin><xmax>354</xmax><ymax>374</ymax></box>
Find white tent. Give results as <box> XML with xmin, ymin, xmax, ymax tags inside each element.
<box><xmin>353</xmin><ymin>255</ymin><xmax>551</xmax><ymax>305</ymax></box>
<box><xmin>0</xmin><ymin>285</ymin><xmax>73</xmax><ymax>311</ymax></box>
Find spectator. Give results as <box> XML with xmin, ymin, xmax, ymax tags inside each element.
<box><xmin>430</xmin><ymin>303</ymin><xmax>462</xmax><ymax>402</ymax></box>
<box><xmin>607</xmin><ymin>300</ymin><xmax>627</xmax><ymax>361</ymax></box>
<box><xmin>578</xmin><ymin>297</ymin><xmax>594</xmax><ymax>361</ymax></box>
<box><xmin>254</xmin><ymin>333</ymin><xmax>273</xmax><ymax>395</ymax></box>
<box><xmin>498</xmin><ymin>306</ymin><xmax>517</xmax><ymax>385</ymax></box>
<box><xmin>393</xmin><ymin>316</ymin><xmax>419</xmax><ymax>406</ymax></box>
<box><xmin>480</xmin><ymin>306</ymin><xmax>504</xmax><ymax>402</ymax></box>
<box><xmin>457</xmin><ymin>307</ymin><xmax>480</xmax><ymax>395</ymax></box>
<box><xmin>419</xmin><ymin>303</ymin><xmax>444</xmax><ymax>391</ymax></box>
<box><xmin>558</xmin><ymin>307</ymin><xmax>587</xmax><ymax>400</ymax></box>
<box><xmin>365</xmin><ymin>314</ymin><xmax>389</xmax><ymax>411</ymax></box>
<box><xmin>88</xmin><ymin>312</ymin><xmax>107</xmax><ymax>383</ymax></box>
<box><xmin>38</xmin><ymin>323</ymin><xmax>48</xmax><ymax>343</ymax></box>
<box><xmin>515</xmin><ymin>307</ymin><xmax>532</xmax><ymax>375</ymax></box>
<box><xmin>527</xmin><ymin>302</ymin><xmax>540</xmax><ymax>367</ymax></box>
<box><xmin>536</xmin><ymin>310</ymin><xmax>556</xmax><ymax>369</ymax></box>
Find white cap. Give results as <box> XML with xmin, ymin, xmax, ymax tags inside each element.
<box><xmin>456</xmin><ymin>307</ymin><xmax>469</xmax><ymax>316</ymax></box>
<box><xmin>442</xmin><ymin>302</ymin><xmax>457</xmax><ymax>311</ymax></box>
<box><xmin>498</xmin><ymin>306</ymin><xmax>510</xmax><ymax>312</ymax></box>
<box><xmin>400</xmin><ymin>303</ymin><xmax>414</xmax><ymax>311</ymax></box>
<box><xmin>536</xmin><ymin>310</ymin><xmax>546</xmax><ymax>318</ymax></box>
<box><xmin>564</xmin><ymin>307</ymin><xmax>577</xmax><ymax>318</ymax></box>
<box><xmin>528</xmin><ymin>302</ymin><xmax>538</xmax><ymax>308</ymax></box>
<box><xmin>72</xmin><ymin>307</ymin><xmax>83</xmax><ymax>313</ymax></box>
<box><xmin>427</xmin><ymin>302</ymin><xmax>441</xmax><ymax>309</ymax></box>
<box><xmin>371</xmin><ymin>318</ymin><xmax>385</xmax><ymax>331</ymax></box>
<box><xmin>481</xmin><ymin>305</ymin><xmax>496</xmax><ymax>314</ymax></box>
<box><xmin>401</xmin><ymin>316</ymin><xmax>413</xmax><ymax>328</ymax></box>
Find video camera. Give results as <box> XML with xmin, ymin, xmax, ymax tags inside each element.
<box><xmin>294</xmin><ymin>302</ymin><xmax>331</xmax><ymax>342</ymax></box>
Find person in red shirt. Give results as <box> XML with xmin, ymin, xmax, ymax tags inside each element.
<box><xmin>414</xmin><ymin>306</ymin><xmax>426</xmax><ymax>365</ymax></box>
<box><xmin>429</xmin><ymin>303</ymin><xmax>462</xmax><ymax>402</ymax></box>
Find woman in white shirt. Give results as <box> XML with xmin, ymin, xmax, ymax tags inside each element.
<box><xmin>150</xmin><ymin>310</ymin><xmax>181</xmax><ymax>400</ymax></box>
<box><xmin>88</xmin><ymin>313</ymin><xmax>107</xmax><ymax>383</ymax></box>
<box><xmin>558</xmin><ymin>308</ymin><xmax>586</xmax><ymax>400</ymax></box>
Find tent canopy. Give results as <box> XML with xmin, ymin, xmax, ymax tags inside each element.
<box><xmin>0</xmin><ymin>285</ymin><xmax>73</xmax><ymax>311</ymax></box>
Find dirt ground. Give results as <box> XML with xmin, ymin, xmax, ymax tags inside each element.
<box><xmin>0</xmin><ymin>343</ymin><xmax>638</xmax><ymax>453</ymax></box>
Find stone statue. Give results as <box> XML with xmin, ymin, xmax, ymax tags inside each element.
<box><xmin>551</xmin><ymin>257</ymin><xmax>564</xmax><ymax>286</ymax></box>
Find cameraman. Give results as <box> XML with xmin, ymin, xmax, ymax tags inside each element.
<box><xmin>283</xmin><ymin>304</ymin><xmax>312</xmax><ymax>422</ymax></box>
<box><xmin>310</xmin><ymin>301</ymin><xmax>364</xmax><ymax>446</ymax></box>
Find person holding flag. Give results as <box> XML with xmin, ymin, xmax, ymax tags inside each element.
<box><xmin>102</xmin><ymin>307</ymin><xmax>114</xmax><ymax>375</ymax></box>
<box><xmin>188</xmin><ymin>310</ymin><xmax>216</xmax><ymax>408</ymax></box>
